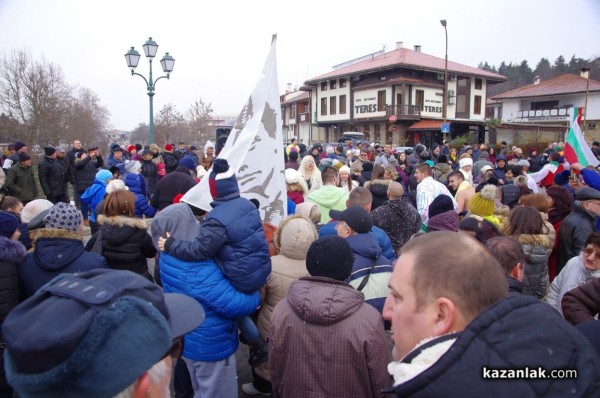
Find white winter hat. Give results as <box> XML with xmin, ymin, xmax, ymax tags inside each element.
<box><xmin>459</xmin><ymin>158</ymin><xmax>473</xmax><ymax>169</ymax></box>
<box><xmin>106</xmin><ymin>179</ymin><xmax>129</xmax><ymax>194</ymax></box>
<box><xmin>285</xmin><ymin>168</ymin><xmax>300</xmax><ymax>184</ymax></box>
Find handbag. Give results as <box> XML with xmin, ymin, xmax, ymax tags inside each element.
<box><xmin>90</xmin><ymin>229</ymin><xmax>103</xmax><ymax>255</ymax></box>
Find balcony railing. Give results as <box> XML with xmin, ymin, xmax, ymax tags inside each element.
<box><xmin>385</xmin><ymin>104</ymin><xmax>421</xmax><ymax>119</ymax></box>
<box><xmin>298</xmin><ymin>112</ymin><xmax>310</xmax><ymax>123</ymax></box>
<box><xmin>516</xmin><ymin>107</ymin><xmax>571</xmax><ymax>120</ymax></box>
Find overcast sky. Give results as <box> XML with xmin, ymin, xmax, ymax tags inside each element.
<box><xmin>1</xmin><ymin>0</ymin><xmax>599</xmax><ymax>132</ymax></box>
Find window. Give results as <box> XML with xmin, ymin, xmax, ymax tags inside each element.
<box><xmin>330</xmin><ymin>96</ymin><xmax>337</xmax><ymax>115</ymax></box>
<box><xmin>321</xmin><ymin>97</ymin><xmax>327</xmax><ymax>115</ymax></box>
<box><xmin>531</xmin><ymin>100</ymin><xmax>559</xmax><ymax>110</ymax></box>
<box><xmin>377</xmin><ymin>90</ymin><xmax>386</xmax><ymax>111</ymax></box>
<box><xmin>340</xmin><ymin>78</ymin><xmax>347</xmax><ymax>88</ymax></box>
<box><xmin>415</xmin><ymin>90</ymin><xmax>424</xmax><ymax>110</ymax></box>
<box><xmin>291</xmin><ymin>104</ymin><xmax>296</xmax><ymax>119</ymax></box>
<box><xmin>321</xmin><ymin>82</ymin><xmax>328</xmax><ymax>91</ymax></box>
<box><xmin>330</xmin><ymin>80</ymin><xmax>337</xmax><ymax>89</ymax></box>
<box><xmin>474</xmin><ymin>95</ymin><xmax>482</xmax><ymax>115</ymax></box>
<box><xmin>475</xmin><ymin>78</ymin><xmax>483</xmax><ymax>90</ymax></box>
<box><xmin>340</xmin><ymin>95</ymin><xmax>347</xmax><ymax>114</ymax></box>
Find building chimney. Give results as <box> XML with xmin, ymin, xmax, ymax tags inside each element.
<box><xmin>414</xmin><ymin>45</ymin><xmax>421</xmax><ymax>52</ymax></box>
<box><xmin>396</xmin><ymin>41</ymin><xmax>403</xmax><ymax>50</ymax></box>
<box><xmin>287</xmin><ymin>83</ymin><xmax>292</xmax><ymax>93</ymax></box>
<box><xmin>581</xmin><ymin>68</ymin><xmax>590</xmax><ymax>79</ymax></box>
<box><xmin>533</xmin><ymin>76</ymin><xmax>541</xmax><ymax>85</ymax></box>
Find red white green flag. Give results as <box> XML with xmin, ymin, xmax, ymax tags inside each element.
<box><xmin>564</xmin><ymin>107</ymin><xmax>599</xmax><ymax>167</ymax></box>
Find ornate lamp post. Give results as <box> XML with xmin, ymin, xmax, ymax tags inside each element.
<box><xmin>124</xmin><ymin>37</ymin><xmax>175</xmax><ymax>145</ymax></box>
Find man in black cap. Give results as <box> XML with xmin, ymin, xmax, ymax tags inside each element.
<box><xmin>269</xmin><ymin>236</ymin><xmax>390</xmax><ymax>398</ymax></box>
<box><xmin>5</xmin><ymin>152</ymin><xmax>37</xmax><ymax>205</ymax></box>
<box><xmin>38</xmin><ymin>147</ymin><xmax>69</xmax><ymax>204</ymax></box>
<box><xmin>3</xmin><ymin>141</ymin><xmax>27</xmax><ymax>171</ymax></box>
<box><xmin>330</xmin><ymin>205</ymin><xmax>393</xmax><ymax>315</ymax></box>
<box><xmin>107</xmin><ymin>145</ymin><xmax>126</xmax><ymax>175</ymax></box>
<box><xmin>2</xmin><ymin>268</ymin><xmax>205</xmax><ymax>398</ymax></box>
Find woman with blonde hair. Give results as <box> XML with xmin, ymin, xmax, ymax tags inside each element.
<box><xmin>86</xmin><ymin>189</ymin><xmax>156</xmax><ymax>281</ymax></box>
<box><xmin>298</xmin><ymin>155</ymin><xmax>322</xmax><ymax>199</ymax></box>
<box><xmin>337</xmin><ymin>166</ymin><xmax>358</xmax><ymax>194</ymax></box>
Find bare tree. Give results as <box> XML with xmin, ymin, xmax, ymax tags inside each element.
<box><xmin>129</xmin><ymin>122</ymin><xmax>149</xmax><ymax>145</ymax></box>
<box><xmin>63</xmin><ymin>87</ymin><xmax>110</xmax><ymax>147</ymax></box>
<box><xmin>154</xmin><ymin>103</ymin><xmax>186</xmax><ymax>145</ymax></box>
<box><xmin>186</xmin><ymin>98</ymin><xmax>214</xmax><ymax>145</ymax></box>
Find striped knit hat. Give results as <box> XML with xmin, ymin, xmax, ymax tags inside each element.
<box><xmin>209</xmin><ymin>159</ymin><xmax>239</xmax><ymax>199</ymax></box>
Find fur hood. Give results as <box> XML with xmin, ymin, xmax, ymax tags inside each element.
<box><xmin>33</xmin><ymin>228</ymin><xmax>82</xmax><ymax>242</ymax></box>
<box><xmin>97</xmin><ymin>214</ymin><xmax>147</xmax><ymax>230</ymax></box>
<box><xmin>513</xmin><ymin>233</ymin><xmax>552</xmax><ymax>250</ymax></box>
<box><xmin>275</xmin><ymin>214</ymin><xmax>318</xmax><ymax>260</ymax></box>
<box><xmin>0</xmin><ymin>236</ymin><xmax>27</xmax><ymax>265</ymax></box>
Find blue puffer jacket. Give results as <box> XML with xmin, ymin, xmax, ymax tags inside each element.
<box><xmin>81</xmin><ymin>179</ymin><xmax>108</xmax><ymax>223</ymax></box>
<box><xmin>160</xmin><ymin>252</ymin><xmax>260</xmax><ymax>361</ymax></box>
<box><xmin>319</xmin><ymin>221</ymin><xmax>396</xmax><ymax>263</ymax></box>
<box><xmin>19</xmin><ymin>229</ymin><xmax>108</xmax><ymax>298</ymax></box>
<box><xmin>167</xmin><ymin>195</ymin><xmax>271</xmax><ymax>293</ymax></box>
<box><xmin>124</xmin><ymin>173</ymin><xmax>156</xmax><ymax>218</ymax></box>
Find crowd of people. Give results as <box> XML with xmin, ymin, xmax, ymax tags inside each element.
<box><xmin>1</xmin><ymin>136</ymin><xmax>600</xmax><ymax>397</ymax></box>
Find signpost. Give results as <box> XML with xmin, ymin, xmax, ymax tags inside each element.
<box><xmin>441</xmin><ymin>123</ymin><xmax>451</xmax><ymax>133</ymax></box>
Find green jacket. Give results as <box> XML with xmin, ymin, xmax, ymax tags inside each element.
<box><xmin>307</xmin><ymin>185</ymin><xmax>348</xmax><ymax>223</ymax></box>
<box><xmin>6</xmin><ymin>163</ymin><xmax>37</xmax><ymax>202</ymax></box>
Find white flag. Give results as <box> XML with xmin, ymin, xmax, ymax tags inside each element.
<box><xmin>182</xmin><ymin>35</ymin><xmax>287</xmax><ymax>225</ymax></box>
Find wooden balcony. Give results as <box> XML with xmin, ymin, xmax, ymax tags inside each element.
<box><xmin>386</xmin><ymin>104</ymin><xmax>421</xmax><ymax>120</ymax></box>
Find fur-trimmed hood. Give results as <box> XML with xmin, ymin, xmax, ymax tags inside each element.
<box><xmin>0</xmin><ymin>236</ymin><xmax>27</xmax><ymax>265</ymax></box>
<box><xmin>275</xmin><ymin>214</ymin><xmax>318</xmax><ymax>260</ymax></box>
<box><xmin>97</xmin><ymin>214</ymin><xmax>147</xmax><ymax>230</ymax></box>
<box><xmin>33</xmin><ymin>228</ymin><xmax>82</xmax><ymax>242</ymax></box>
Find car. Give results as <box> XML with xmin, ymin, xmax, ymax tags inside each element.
<box><xmin>395</xmin><ymin>146</ymin><xmax>413</xmax><ymax>154</ymax></box>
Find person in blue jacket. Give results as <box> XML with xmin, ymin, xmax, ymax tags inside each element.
<box><xmin>123</xmin><ymin>161</ymin><xmax>157</xmax><ymax>218</ymax></box>
<box><xmin>80</xmin><ymin>169</ymin><xmax>112</xmax><ymax>235</ymax></box>
<box><xmin>152</xmin><ymin>203</ymin><xmax>260</xmax><ymax>398</ymax></box>
<box><xmin>319</xmin><ymin>186</ymin><xmax>396</xmax><ymax>263</ymax></box>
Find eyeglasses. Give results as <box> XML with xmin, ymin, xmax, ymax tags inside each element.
<box><xmin>583</xmin><ymin>247</ymin><xmax>600</xmax><ymax>260</ymax></box>
<box><xmin>163</xmin><ymin>337</ymin><xmax>184</xmax><ymax>359</ymax></box>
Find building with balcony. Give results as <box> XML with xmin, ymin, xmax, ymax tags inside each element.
<box><xmin>300</xmin><ymin>42</ymin><xmax>506</xmax><ymax>148</ymax></box>
<box><xmin>490</xmin><ymin>72</ymin><xmax>600</xmax><ymax>144</ymax></box>
<box><xmin>280</xmin><ymin>86</ymin><xmax>311</xmax><ymax>143</ymax></box>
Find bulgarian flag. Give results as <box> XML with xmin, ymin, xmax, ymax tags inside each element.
<box><xmin>564</xmin><ymin>107</ymin><xmax>599</xmax><ymax>167</ymax></box>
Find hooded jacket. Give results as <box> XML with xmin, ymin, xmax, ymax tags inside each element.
<box><xmin>269</xmin><ymin>277</ymin><xmax>391</xmax><ymax>398</ymax></box>
<box><xmin>124</xmin><ymin>173</ymin><xmax>157</xmax><ymax>218</ymax></box>
<box><xmin>319</xmin><ymin>221</ymin><xmax>396</xmax><ymax>263</ymax></box>
<box><xmin>307</xmin><ymin>185</ymin><xmax>348</xmax><ymax>223</ymax></box>
<box><xmin>513</xmin><ymin>234</ymin><xmax>552</xmax><ymax>299</ymax></box>
<box><xmin>255</xmin><ymin>215</ymin><xmax>317</xmax><ymax>382</ymax></box>
<box><xmin>386</xmin><ymin>295</ymin><xmax>600</xmax><ymax>397</ymax></box>
<box><xmin>80</xmin><ymin>179</ymin><xmax>108</xmax><ymax>223</ymax></box>
<box><xmin>0</xmin><ymin>237</ymin><xmax>26</xmax><ymax>324</ymax></box>
<box><xmin>86</xmin><ymin>215</ymin><xmax>156</xmax><ymax>278</ymax></box>
<box><xmin>365</xmin><ymin>179</ymin><xmax>390</xmax><ymax>210</ymax></box>
<box><xmin>371</xmin><ymin>198</ymin><xmax>421</xmax><ymax>255</ymax></box>
<box><xmin>346</xmin><ymin>233</ymin><xmax>393</xmax><ymax>313</ymax></box>
<box><xmin>38</xmin><ymin>156</ymin><xmax>68</xmax><ymax>197</ymax></box>
<box><xmin>166</xmin><ymin>195</ymin><xmax>271</xmax><ymax>294</ymax></box>
<box><xmin>6</xmin><ymin>163</ymin><xmax>37</xmax><ymax>202</ymax></box>
<box><xmin>557</xmin><ymin>202</ymin><xmax>597</xmax><ymax>274</ymax></box>
<box><xmin>156</xmin><ymin>204</ymin><xmax>260</xmax><ymax>362</ymax></box>
<box><xmin>20</xmin><ymin>229</ymin><xmax>107</xmax><ymax>298</ymax></box>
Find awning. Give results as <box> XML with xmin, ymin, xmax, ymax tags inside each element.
<box><xmin>407</xmin><ymin>119</ymin><xmax>444</xmax><ymax>131</ymax></box>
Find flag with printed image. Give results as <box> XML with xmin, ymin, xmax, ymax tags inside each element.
<box><xmin>182</xmin><ymin>35</ymin><xmax>287</xmax><ymax>225</ymax></box>
<box><xmin>564</xmin><ymin>107</ymin><xmax>599</xmax><ymax>167</ymax></box>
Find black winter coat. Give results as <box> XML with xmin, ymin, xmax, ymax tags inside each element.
<box><xmin>38</xmin><ymin>156</ymin><xmax>68</xmax><ymax>197</ymax></box>
<box><xmin>557</xmin><ymin>203</ymin><xmax>596</xmax><ymax>274</ymax></box>
<box><xmin>366</xmin><ymin>179</ymin><xmax>390</xmax><ymax>210</ymax></box>
<box><xmin>19</xmin><ymin>229</ymin><xmax>108</xmax><ymax>298</ymax></box>
<box><xmin>66</xmin><ymin>148</ymin><xmax>86</xmax><ymax>183</ymax></box>
<box><xmin>162</xmin><ymin>152</ymin><xmax>179</xmax><ymax>173</ymax></box>
<box><xmin>0</xmin><ymin>237</ymin><xmax>26</xmax><ymax>324</ymax></box>
<box><xmin>74</xmin><ymin>154</ymin><xmax>104</xmax><ymax>192</ymax></box>
<box><xmin>86</xmin><ymin>215</ymin><xmax>156</xmax><ymax>278</ymax></box>
<box><xmin>150</xmin><ymin>167</ymin><xmax>197</xmax><ymax>210</ymax></box>
<box><xmin>387</xmin><ymin>295</ymin><xmax>600</xmax><ymax>397</ymax></box>
<box><xmin>141</xmin><ymin>159</ymin><xmax>158</xmax><ymax>199</ymax></box>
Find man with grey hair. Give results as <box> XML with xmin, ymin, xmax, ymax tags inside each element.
<box><xmin>371</xmin><ymin>181</ymin><xmax>420</xmax><ymax>255</ymax></box>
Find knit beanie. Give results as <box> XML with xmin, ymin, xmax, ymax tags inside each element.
<box><xmin>459</xmin><ymin>158</ymin><xmax>473</xmax><ymax>169</ymax></box>
<box><xmin>306</xmin><ymin>236</ymin><xmax>354</xmax><ymax>281</ymax></box>
<box><xmin>0</xmin><ymin>211</ymin><xmax>19</xmax><ymax>238</ymax></box>
<box><xmin>209</xmin><ymin>159</ymin><xmax>239</xmax><ymax>199</ymax></box>
<box><xmin>178</xmin><ymin>156</ymin><xmax>197</xmax><ymax>171</ymax></box>
<box><xmin>44</xmin><ymin>147</ymin><xmax>56</xmax><ymax>157</ymax></box>
<box><xmin>554</xmin><ymin>170</ymin><xmax>571</xmax><ymax>186</ymax></box>
<box><xmin>164</xmin><ymin>144</ymin><xmax>173</xmax><ymax>151</ymax></box>
<box><xmin>362</xmin><ymin>161</ymin><xmax>373</xmax><ymax>172</ymax></box>
<box><xmin>105</xmin><ymin>179</ymin><xmax>129</xmax><ymax>194</ymax></box>
<box><xmin>14</xmin><ymin>141</ymin><xmax>26</xmax><ymax>152</ymax></box>
<box><xmin>285</xmin><ymin>168</ymin><xmax>300</xmax><ymax>184</ymax></box>
<box><xmin>95</xmin><ymin>169</ymin><xmax>113</xmax><ymax>182</ymax></box>
<box><xmin>339</xmin><ymin>165</ymin><xmax>351</xmax><ymax>175</ymax></box>
<box><xmin>43</xmin><ymin>203</ymin><xmax>82</xmax><ymax>232</ymax></box>
<box><xmin>427</xmin><ymin>211</ymin><xmax>459</xmax><ymax>232</ymax></box>
<box><xmin>469</xmin><ymin>185</ymin><xmax>496</xmax><ymax>218</ymax></box>
<box><xmin>18</xmin><ymin>153</ymin><xmax>31</xmax><ymax>162</ymax></box>
<box><xmin>428</xmin><ymin>194</ymin><xmax>454</xmax><ymax>219</ymax></box>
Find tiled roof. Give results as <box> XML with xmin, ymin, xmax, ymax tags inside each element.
<box><xmin>281</xmin><ymin>91</ymin><xmax>309</xmax><ymax>105</ymax></box>
<box><xmin>492</xmin><ymin>74</ymin><xmax>600</xmax><ymax>100</ymax></box>
<box><xmin>407</xmin><ymin>119</ymin><xmax>443</xmax><ymax>131</ymax></box>
<box><xmin>305</xmin><ymin>47</ymin><xmax>506</xmax><ymax>84</ymax></box>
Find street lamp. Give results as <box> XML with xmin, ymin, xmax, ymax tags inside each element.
<box><xmin>440</xmin><ymin>19</ymin><xmax>448</xmax><ymax>126</ymax></box>
<box><xmin>124</xmin><ymin>37</ymin><xmax>175</xmax><ymax>145</ymax></box>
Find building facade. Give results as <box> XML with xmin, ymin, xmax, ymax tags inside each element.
<box><xmin>490</xmin><ymin>72</ymin><xmax>600</xmax><ymax>145</ymax></box>
<box><xmin>298</xmin><ymin>42</ymin><xmax>506</xmax><ymax>148</ymax></box>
